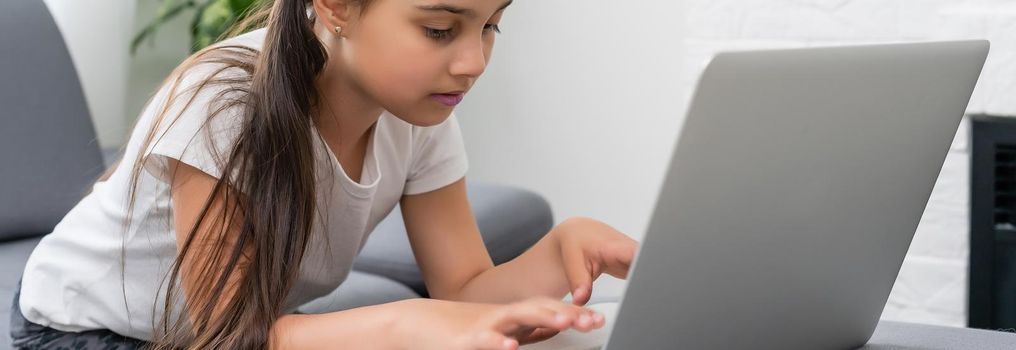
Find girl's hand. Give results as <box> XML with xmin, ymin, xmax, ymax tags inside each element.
<box><xmin>394</xmin><ymin>296</ymin><xmax>605</xmax><ymax>350</ymax></box>
<box><xmin>554</xmin><ymin>217</ymin><xmax>639</xmax><ymax>306</ymax></box>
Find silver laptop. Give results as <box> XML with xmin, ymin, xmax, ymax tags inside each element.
<box><xmin>592</xmin><ymin>41</ymin><xmax>989</xmax><ymax>349</ymax></box>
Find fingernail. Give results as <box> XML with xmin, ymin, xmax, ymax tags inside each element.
<box><xmin>503</xmin><ymin>339</ymin><xmax>514</xmax><ymax>348</ymax></box>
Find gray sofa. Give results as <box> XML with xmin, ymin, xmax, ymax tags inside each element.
<box><xmin>0</xmin><ymin>0</ymin><xmax>552</xmax><ymax>348</ymax></box>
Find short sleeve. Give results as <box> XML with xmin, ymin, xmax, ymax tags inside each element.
<box><xmin>139</xmin><ymin>63</ymin><xmax>246</xmax><ymax>185</ymax></box>
<box><xmin>403</xmin><ymin>113</ymin><xmax>469</xmax><ymax>195</ymax></box>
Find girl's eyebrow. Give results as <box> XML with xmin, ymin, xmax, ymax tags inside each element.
<box><xmin>416</xmin><ymin>0</ymin><xmax>513</xmax><ymax>19</ymax></box>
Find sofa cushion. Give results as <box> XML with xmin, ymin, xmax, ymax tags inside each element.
<box><xmin>296</xmin><ymin>270</ymin><xmax>420</xmax><ymax>314</ymax></box>
<box><xmin>352</xmin><ymin>182</ymin><xmax>554</xmax><ymax>296</ymax></box>
<box><xmin>0</xmin><ymin>0</ymin><xmax>104</xmax><ymax>243</ymax></box>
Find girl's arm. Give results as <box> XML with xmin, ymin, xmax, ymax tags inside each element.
<box><xmin>400</xmin><ymin>178</ymin><xmax>573</xmax><ymax>304</ymax></box>
<box><xmin>271</xmin><ymin>297</ymin><xmax>605</xmax><ymax>350</ymax></box>
<box><xmin>172</xmin><ymin>164</ymin><xmax>604</xmax><ymax>349</ymax></box>
<box><xmin>402</xmin><ymin>178</ymin><xmax>637</xmax><ymax>306</ymax></box>
<box><xmin>169</xmin><ymin>159</ymin><xmax>248</xmax><ymax>324</ymax></box>
<box><xmin>269</xmin><ymin>301</ymin><xmax>402</xmax><ymax>350</ymax></box>
<box><xmin>171</xmin><ymin>160</ymin><xmax>403</xmax><ymax>349</ymax></box>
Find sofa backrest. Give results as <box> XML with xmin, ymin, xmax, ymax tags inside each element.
<box><xmin>0</xmin><ymin>0</ymin><xmax>104</xmax><ymax>242</ymax></box>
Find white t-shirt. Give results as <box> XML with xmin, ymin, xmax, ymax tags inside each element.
<box><xmin>17</xmin><ymin>28</ymin><xmax>468</xmax><ymax>341</ymax></box>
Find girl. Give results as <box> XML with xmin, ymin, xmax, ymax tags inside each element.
<box><xmin>10</xmin><ymin>0</ymin><xmax>638</xmax><ymax>349</ymax></box>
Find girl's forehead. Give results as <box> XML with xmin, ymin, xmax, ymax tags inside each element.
<box><xmin>405</xmin><ymin>0</ymin><xmax>513</xmax><ymax>15</ymax></box>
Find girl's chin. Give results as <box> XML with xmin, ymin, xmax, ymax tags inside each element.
<box><xmin>394</xmin><ymin>109</ymin><xmax>452</xmax><ymax>127</ymax></box>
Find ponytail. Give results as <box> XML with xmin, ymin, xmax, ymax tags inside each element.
<box><xmin>120</xmin><ymin>0</ymin><xmax>339</xmax><ymax>348</ymax></box>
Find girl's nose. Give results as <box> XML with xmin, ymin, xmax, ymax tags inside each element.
<box><xmin>449</xmin><ymin>40</ymin><xmax>488</xmax><ymax>78</ymax></box>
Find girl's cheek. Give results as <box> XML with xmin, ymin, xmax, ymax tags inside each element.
<box><xmin>347</xmin><ymin>27</ymin><xmax>450</xmax><ymax>104</ymax></box>
<box><xmin>386</xmin><ymin>54</ymin><xmax>448</xmax><ymax>97</ymax></box>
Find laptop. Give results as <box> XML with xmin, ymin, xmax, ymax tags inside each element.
<box><xmin>522</xmin><ymin>40</ymin><xmax>989</xmax><ymax>350</ymax></box>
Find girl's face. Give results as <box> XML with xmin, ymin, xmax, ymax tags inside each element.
<box><xmin>315</xmin><ymin>0</ymin><xmax>511</xmax><ymax>126</ymax></box>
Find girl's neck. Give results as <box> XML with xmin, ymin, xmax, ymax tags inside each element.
<box><xmin>312</xmin><ymin>67</ymin><xmax>383</xmax><ymax>157</ymax></box>
<box><xmin>311</xmin><ymin>74</ymin><xmax>379</xmax><ymax>183</ymax></box>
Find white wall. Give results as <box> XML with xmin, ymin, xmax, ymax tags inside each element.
<box><xmin>454</xmin><ymin>0</ymin><xmax>687</xmax><ymax>303</ymax></box>
<box><xmin>460</xmin><ymin>0</ymin><xmax>1016</xmax><ymax>325</ymax></box>
<box><xmin>676</xmin><ymin>0</ymin><xmax>1016</xmax><ymax>327</ymax></box>
<box><xmin>42</xmin><ymin>0</ymin><xmax>135</xmax><ymax>148</ymax></box>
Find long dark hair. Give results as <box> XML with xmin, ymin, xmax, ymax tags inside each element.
<box><xmin>96</xmin><ymin>0</ymin><xmax>361</xmax><ymax>348</ymax></box>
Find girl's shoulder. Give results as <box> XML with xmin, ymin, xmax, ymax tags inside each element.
<box><xmin>213</xmin><ymin>27</ymin><xmax>269</xmax><ymax>52</ymax></box>
<box><xmin>133</xmin><ymin>36</ymin><xmax>265</xmax><ymax>185</ymax></box>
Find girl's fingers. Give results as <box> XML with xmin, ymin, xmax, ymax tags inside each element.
<box><xmin>604</xmin><ymin>240</ymin><xmax>637</xmax><ymax>279</ymax></box>
<box><xmin>528</xmin><ymin>298</ymin><xmax>604</xmax><ymax>332</ymax></box>
<box><xmin>471</xmin><ymin>330</ymin><xmax>519</xmax><ymax>350</ymax></box>
<box><xmin>488</xmin><ymin>297</ymin><xmax>606</xmax><ymax>349</ymax></box>
<box><xmin>517</xmin><ymin>327</ymin><xmax>562</xmax><ymax>345</ymax></box>
<box><xmin>492</xmin><ymin>303</ymin><xmax>569</xmax><ymax>334</ymax></box>
<box><xmin>561</xmin><ymin>242</ymin><xmax>594</xmax><ymax>306</ymax></box>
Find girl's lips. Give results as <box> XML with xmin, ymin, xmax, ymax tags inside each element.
<box><xmin>430</xmin><ymin>92</ymin><xmax>464</xmax><ymax>106</ymax></box>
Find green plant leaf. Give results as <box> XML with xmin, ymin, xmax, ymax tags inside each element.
<box><xmin>133</xmin><ymin>0</ymin><xmax>266</xmax><ymax>54</ymax></box>
<box><xmin>228</xmin><ymin>0</ymin><xmax>259</xmax><ymax>13</ymax></box>
<box><xmin>130</xmin><ymin>0</ymin><xmax>199</xmax><ymax>55</ymax></box>
<box><xmin>230</xmin><ymin>0</ymin><xmax>268</xmax><ymax>36</ymax></box>
<box><xmin>191</xmin><ymin>0</ymin><xmax>238</xmax><ymax>52</ymax></box>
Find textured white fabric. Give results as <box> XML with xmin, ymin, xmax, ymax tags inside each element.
<box><xmin>18</xmin><ymin>27</ymin><xmax>468</xmax><ymax>341</ymax></box>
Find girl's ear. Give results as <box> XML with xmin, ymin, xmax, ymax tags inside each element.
<box><xmin>313</xmin><ymin>0</ymin><xmax>358</xmax><ymax>32</ymax></box>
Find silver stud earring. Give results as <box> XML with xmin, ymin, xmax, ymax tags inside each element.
<box><xmin>334</xmin><ymin>26</ymin><xmax>343</xmax><ymax>35</ymax></box>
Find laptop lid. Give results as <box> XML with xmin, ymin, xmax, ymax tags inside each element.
<box><xmin>606</xmin><ymin>41</ymin><xmax>989</xmax><ymax>349</ymax></box>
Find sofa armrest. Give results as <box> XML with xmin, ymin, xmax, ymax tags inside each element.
<box><xmin>352</xmin><ymin>181</ymin><xmax>554</xmax><ymax>297</ymax></box>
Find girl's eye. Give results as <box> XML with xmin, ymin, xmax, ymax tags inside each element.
<box><xmin>425</xmin><ymin>24</ymin><xmax>502</xmax><ymax>41</ymax></box>
<box><xmin>425</xmin><ymin>27</ymin><xmax>453</xmax><ymax>40</ymax></box>
<box><xmin>483</xmin><ymin>23</ymin><xmax>502</xmax><ymax>34</ymax></box>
